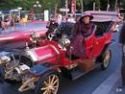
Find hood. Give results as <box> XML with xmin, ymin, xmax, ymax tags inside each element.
<box><xmin>25</xmin><ymin>44</ymin><xmax>60</xmax><ymax>62</ymax></box>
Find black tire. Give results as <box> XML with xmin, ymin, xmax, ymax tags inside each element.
<box><xmin>35</xmin><ymin>72</ymin><xmax>60</xmax><ymax>94</ymax></box>
<box><xmin>101</xmin><ymin>49</ymin><xmax>112</xmax><ymax>70</ymax></box>
<box><xmin>0</xmin><ymin>66</ymin><xmax>5</xmax><ymax>83</ymax></box>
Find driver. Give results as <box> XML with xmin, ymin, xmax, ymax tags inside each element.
<box><xmin>69</xmin><ymin>12</ymin><xmax>95</xmax><ymax>58</ymax></box>
<box><xmin>46</xmin><ymin>19</ymin><xmax>58</xmax><ymax>37</ymax></box>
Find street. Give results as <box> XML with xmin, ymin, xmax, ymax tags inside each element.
<box><xmin>0</xmin><ymin>31</ymin><xmax>122</xmax><ymax>94</ymax></box>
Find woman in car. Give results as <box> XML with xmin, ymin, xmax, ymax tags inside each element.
<box><xmin>69</xmin><ymin>12</ymin><xmax>95</xmax><ymax>58</ymax></box>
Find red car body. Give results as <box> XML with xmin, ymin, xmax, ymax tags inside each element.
<box><xmin>18</xmin><ymin>11</ymin><xmax>120</xmax><ymax>93</ymax></box>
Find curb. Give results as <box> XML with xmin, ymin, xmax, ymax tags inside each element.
<box><xmin>92</xmin><ymin>68</ymin><xmax>121</xmax><ymax>94</ymax></box>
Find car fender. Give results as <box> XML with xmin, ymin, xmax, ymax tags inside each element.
<box><xmin>29</xmin><ymin>64</ymin><xmax>60</xmax><ymax>76</ymax></box>
<box><xmin>101</xmin><ymin>43</ymin><xmax>111</xmax><ymax>54</ymax></box>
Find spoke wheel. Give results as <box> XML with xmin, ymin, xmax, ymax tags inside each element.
<box><xmin>35</xmin><ymin>73</ymin><xmax>60</xmax><ymax>94</ymax></box>
<box><xmin>101</xmin><ymin>49</ymin><xmax>111</xmax><ymax>70</ymax></box>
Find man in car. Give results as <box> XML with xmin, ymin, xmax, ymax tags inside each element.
<box><xmin>46</xmin><ymin>19</ymin><xmax>59</xmax><ymax>38</ymax></box>
<box><xmin>69</xmin><ymin>12</ymin><xmax>95</xmax><ymax>58</ymax></box>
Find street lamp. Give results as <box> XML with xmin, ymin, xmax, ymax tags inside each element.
<box><xmin>18</xmin><ymin>7</ymin><xmax>22</xmax><ymax>10</ymax></box>
<box><xmin>38</xmin><ymin>4</ymin><xmax>42</xmax><ymax>8</ymax></box>
<box><xmin>33</xmin><ymin>4</ymin><xmax>37</xmax><ymax>8</ymax></box>
<box><xmin>36</xmin><ymin>1</ymin><xmax>40</xmax><ymax>4</ymax></box>
<box><xmin>33</xmin><ymin>1</ymin><xmax>42</xmax><ymax>20</ymax></box>
<box><xmin>33</xmin><ymin>1</ymin><xmax>42</xmax><ymax>8</ymax></box>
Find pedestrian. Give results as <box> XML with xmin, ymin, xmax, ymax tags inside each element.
<box><xmin>28</xmin><ymin>9</ymin><xmax>35</xmax><ymax>21</ymax></box>
<box><xmin>119</xmin><ymin>22</ymin><xmax>125</xmax><ymax>90</ymax></box>
<box><xmin>20</xmin><ymin>14</ymin><xmax>28</xmax><ymax>24</ymax></box>
<box><xmin>116</xmin><ymin>22</ymin><xmax>125</xmax><ymax>92</ymax></box>
<box><xmin>56</xmin><ymin>13</ymin><xmax>63</xmax><ymax>25</ymax></box>
<box><xmin>67</xmin><ymin>14</ymin><xmax>76</xmax><ymax>23</ymax></box>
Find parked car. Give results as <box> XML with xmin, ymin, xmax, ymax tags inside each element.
<box><xmin>0</xmin><ymin>21</ymin><xmax>47</xmax><ymax>49</ymax></box>
<box><xmin>0</xmin><ymin>11</ymin><xmax>122</xmax><ymax>94</ymax></box>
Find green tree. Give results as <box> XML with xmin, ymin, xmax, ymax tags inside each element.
<box><xmin>0</xmin><ymin>0</ymin><xmax>34</xmax><ymax>10</ymax></box>
<box><xmin>40</xmin><ymin>0</ymin><xmax>60</xmax><ymax>9</ymax></box>
<box><xmin>39</xmin><ymin>0</ymin><xmax>61</xmax><ymax>13</ymax></box>
<box><xmin>120</xmin><ymin>0</ymin><xmax>125</xmax><ymax>9</ymax></box>
<box><xmin>0</xmin><ymin>0</ymin><xmax>125</xmax><ymax>11</ymax></box>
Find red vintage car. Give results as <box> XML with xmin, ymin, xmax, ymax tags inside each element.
<box><xmin>0</xmin><ymin>11</ymin><xmax>122</xmax><ymax>94</ymax></box>
<box><xmin>0</xmin><ymin>21</ymin><xmax>47</xmax><ymax>49</ymax></box>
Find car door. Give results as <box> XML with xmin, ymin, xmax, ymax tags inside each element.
<box><xmin>92</xmin><ymin>34</ymin><xmax>106</xmax><ymax>57</ymax></box>
<box><xmin>92</xmin><ymin>22</ymin><xmax>111</xmax><ymax>57</ymax></box>
<box><xmin>84</xmin><ymin>29</ymin><xmax>96</xmax><ymax>59</ymax></box>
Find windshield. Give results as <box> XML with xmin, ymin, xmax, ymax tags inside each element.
<box><xmin>0</xmin><ymin>22</ymin><xmax>47</xmax><ymax>34</ymax></box>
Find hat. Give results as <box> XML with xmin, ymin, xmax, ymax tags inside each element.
<box><xmin>80</xmin><ymin>12</ymin><xmax>93</xmax><ymax>21</ymax></box>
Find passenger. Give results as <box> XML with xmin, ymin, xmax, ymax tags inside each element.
<box><xmin>69</xmin><ymin>12</ymin><xmax>95</xmax><ymax>58</ymax></box>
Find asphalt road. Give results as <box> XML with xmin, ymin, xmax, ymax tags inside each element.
<box><xmin>0</xmin><ymin>31</ymin><xmax>122</xmax><ymax>94</ymax></box>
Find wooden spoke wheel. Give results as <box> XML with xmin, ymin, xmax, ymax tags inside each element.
<box><xmin>35</xmin><ymin>73</ymin><xmax>60</xmax><ymax>94</ymax></box>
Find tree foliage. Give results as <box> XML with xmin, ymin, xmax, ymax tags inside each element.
<box><xmin>0</xmin><ymin>0</ymin><xmax>124</xmax><ymax>11</ymax></box>
<box><xmin>0</xmin><ymin>0</ymin><xmax>61</xmax><ymax>10</ymax></box>
<box><xmin>0</xmin><ymin>0</ymin><xmax>34</xmax><ymax>10</ymax></box>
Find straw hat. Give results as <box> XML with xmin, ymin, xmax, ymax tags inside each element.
<box><xmin>80</xmin><ymin>12</ymin><xmax>93</xmax><ymax>21</ymax></box>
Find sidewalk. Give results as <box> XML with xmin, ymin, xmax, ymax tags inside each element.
<box><xmin>92</xmin><ymin>67</ymin><xmax>124</xmax><ymax>94</ymax></box>
<box><xmin>110</xmin><ymin>80</ymin><xmax>125</xmax><ymax>94</ymax></box>
<box><xmin>111</xmin><ymin>88</ymin><xmax>125</xmax><ymax>94</ymax></box>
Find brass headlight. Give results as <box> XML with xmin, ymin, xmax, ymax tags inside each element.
<box><xmin>0</xmin><ymin>56</ymin><xmax>11</xmax><ymax>65</ymax></box>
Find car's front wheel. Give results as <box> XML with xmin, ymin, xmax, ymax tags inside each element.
<box><xmin>35</xmin><ymin>73</ymin><xmax>60</xmax><ymax>94</ymax></box>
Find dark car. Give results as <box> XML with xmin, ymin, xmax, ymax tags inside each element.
<box><xmin>0</xmin><ymin>21</ymin><xmax>47</xmax><ymax>49</ymax></box>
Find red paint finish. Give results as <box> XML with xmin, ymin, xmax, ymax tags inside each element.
<box><xmin>30</xmin><ymin>29</ymin><xmax>112</xmax><ymax>67</ymax></box>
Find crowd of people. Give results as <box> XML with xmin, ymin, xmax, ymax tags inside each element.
<box><xmin>0</xmin><ymin>10</ymin><xmax>37</xmax><ymax>31</ymax></box>
<box><xmin>0</xmin><ymin>12</ymin><xmax>76</xmax><ymax>31</ymax></box>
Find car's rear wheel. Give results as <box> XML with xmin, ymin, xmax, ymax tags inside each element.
<box><xmin>35</xmin><ymin>73</ymin><xmax>60</xmax><ymax>94</ymax></box>
<box><xmin>101</xmin><ymin>49</ymin><xmax>112</xmax><ymax>70</ymax></box>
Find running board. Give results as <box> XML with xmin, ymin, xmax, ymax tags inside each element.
<box><xmin>70</xmin><ymin>68</ymin><xmax>86</xmax><ymax>80</ymax></box>
<box><xmin>70</xmin><ymin>64</ymin><xmax>101</xmax><ymax>80</ymax></box>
